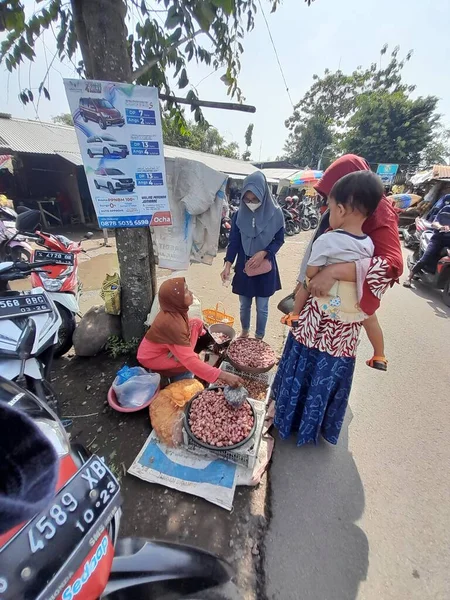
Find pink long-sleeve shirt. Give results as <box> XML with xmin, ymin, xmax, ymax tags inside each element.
<box><xmin>137</xmin><ymin>337</ymin><xmax>220</xmax><ymax>383</ymax></box>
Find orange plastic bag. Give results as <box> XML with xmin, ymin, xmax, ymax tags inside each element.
<box><xmin>149</xmin><ymin>379</ymin><xmax>204</xmax><ymax>447</ymax></box>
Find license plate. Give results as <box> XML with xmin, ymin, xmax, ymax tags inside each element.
<box><xmin>0</xmin><ymin>456</ymin><xmax>121</xmax><ymax>600</ymax></box>
<box><xmin>0</xmin><ymin>294</ymin><xmax>51</xmax><ymax>319</ymax></box>
<box><xmin>35</xmin><ymin>250</ymin><xmax>74</xmax><ymax>265</ymax></box>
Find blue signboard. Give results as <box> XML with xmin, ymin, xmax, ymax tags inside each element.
<box><xmin>376</xmin><ymin>164</ymin><xmax>399</xmax><ymax>185</ymax></box>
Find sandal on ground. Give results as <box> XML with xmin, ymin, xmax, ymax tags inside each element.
<box><xmin>403</xmin><ymin>280</ymin><xmax>412</xmax><ymax>288</ymax></box>
<box><xmin>255</xmin><ymin>335</ymin><xmax>264</xmax><ymax>341</ymax></box>
<box><xmin>239</xmin><ymin>330</ymin><xmax>250</xmax><ymax>339</ymax></box>
<box><xmin>366</xmin><ymin>356</ymin><xmax>388</xmax><ymax>371</ymax></box>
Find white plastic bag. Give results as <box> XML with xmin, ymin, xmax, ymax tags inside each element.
<box><xmin>112</xmin><ymin>366</ymin><xmax>160</xmax><ymax>408</ymax></box>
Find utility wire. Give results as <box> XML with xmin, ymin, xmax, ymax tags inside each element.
<box><xmin>257</xmin><ymin>0</ymin><xmax>294</xmax><ymax>108</ymax></box>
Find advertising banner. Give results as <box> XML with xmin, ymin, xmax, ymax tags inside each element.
<box><xmin>64</xmin><ymin>79</ymin><xmax>171</xmax><ymax>228</ymax></box>
<box><xmin>376</xmin><ymin>163</ymin><xmax>399</xmax><ymax>185</ymax></box>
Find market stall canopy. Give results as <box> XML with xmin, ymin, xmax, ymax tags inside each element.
<box><xmin>260</xmin><ymin>168</ymin><xmax>299</xmax><ymax>182</ymax></box>
<box><xmin>410</xmin><ymin>164</ymin><xmax>450</xmax><ymax>186</ymax></box>
<box><xmin>163</xmin><ymin>146</ymin><xmax>262</xmax><ymax>178</ymax></box>
<box><xmin>289</xmin><ymin>169</ymin><xmax>323</xmax><ymax>185</ymax></box>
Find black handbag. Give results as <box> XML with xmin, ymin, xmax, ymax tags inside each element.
<box><xmin>277</xmin><ymin>292</ymin><xmax>294</xmax><ymax>315</ymax></box>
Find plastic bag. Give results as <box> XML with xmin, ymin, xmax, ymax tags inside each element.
<box><xmin>224</xmin><ymin>385</ymin><xmax>248</xmax><ymax>409</ymax></box>
<box><xmin>149</xmin><ymin>379</ymin><xmax>204</xmax><ymax>446</ymax></box>
<box><xmin>112</xmin><ymin>366</ymin><xmax>160</xmax><ymax>408</ymax></box>
<box><xmin>100</xmin><ymin>273</ymin><xmax>121</xmax><ymax>315</ymax></box>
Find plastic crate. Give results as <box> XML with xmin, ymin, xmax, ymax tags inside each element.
<box><xmin>220</xmin><ymin>361</ymin><xmax>273</xmax><ymax>405</ymax></box>
<box><xmin>182</xmin><ymin>398</ymin><xmax>265</xmax><ymax>470</ymax></box>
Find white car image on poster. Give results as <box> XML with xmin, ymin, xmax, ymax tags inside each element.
<box><xmin>64</xmin><ymin>79</ymin><xmax>171</xmax><ymax>228</ymax></box>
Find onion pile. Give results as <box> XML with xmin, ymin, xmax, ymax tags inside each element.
<box><xmin>211</xmin><ymin>332</ymin><xmax>231</xmax><ymax>344</ymax></box>
<box><xmin>188</xmin><ymin>388</ymin><xmax>254</xmax><ymax>447</ymax></box>
<box><xmin>227</xmin><ymin>338</ymin><xmax>276</xmax><ymax>369</ymax></box>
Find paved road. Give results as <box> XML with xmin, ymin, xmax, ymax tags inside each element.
<box><xmin>265</xmin><ymin>257</ymin><xmax>450</xmax><ymax>600</ymax></box>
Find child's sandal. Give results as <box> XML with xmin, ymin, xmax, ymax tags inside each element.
<box><xmin>366</xmin><ymin>356</ymin><xmax>388</xmax><ymax>371</ymax></box>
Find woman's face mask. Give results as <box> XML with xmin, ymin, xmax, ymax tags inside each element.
<box><xmin>244</xmin><ymin>191</ymin><xmax>262</xmax><ymax>212</ymax></box>
<box><xmin>246</xmin><ymin>201</ymin><xmax>262</xmax><ymax>212</ymax></box>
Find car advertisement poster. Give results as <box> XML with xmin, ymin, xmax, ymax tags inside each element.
<box><xmin>63</xmin><ymin>79</ymin><xmax>171</xmax><ymax>228</ymax></box>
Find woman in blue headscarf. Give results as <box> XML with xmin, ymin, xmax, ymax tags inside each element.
<box><xmin>221</xmin><ymin>172</ymin><xmax>285</xmax><ymax>339</ymax></box>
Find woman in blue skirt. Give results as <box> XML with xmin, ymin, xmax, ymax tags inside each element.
<box><xmin>273</xmin><ymin>155</ymin><xmax>403</xmax><ymax>446</ymax></box>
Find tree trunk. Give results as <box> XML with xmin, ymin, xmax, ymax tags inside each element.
<box><xmin>72</xmin><ymin>0</ymin><xmax>156</xmax><ymax>340</ymax></box>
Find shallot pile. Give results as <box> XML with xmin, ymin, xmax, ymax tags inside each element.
<box><xmin>242</xmin><ymin>377</ymin><xmax>268</xmax><ymax>401</ymax></box>
<box><xmin>211</xmin><ymin>332</ymin><xmax>231</xmax><ymax>344</ymax></box>
<box><xmin>227</xmin><ymin>338</ymin><xmax>276</xmax><ymax>369</ymax></box>
<box><xmin>188</xmin><ymin>389</ymin><xmax>254</xmax><ymax>447</ymax></box>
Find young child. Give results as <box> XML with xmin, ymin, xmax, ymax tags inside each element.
<box><xmin>283</xmin><ymin>170</ymin><xmax>388</xmax><ymax>371</ymax></box>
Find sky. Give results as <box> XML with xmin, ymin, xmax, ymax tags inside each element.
<box><xmin>1</xmin><ymin>0</ymin><xmax>450</xmax><ymax>161</ymax></box>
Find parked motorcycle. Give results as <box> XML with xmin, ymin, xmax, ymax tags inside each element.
<box><xmin>29</xmin><ymin>226</ymin><xmax>93</xmax><ymax>356</ymax></box>
<box><xmin>282</xmin><ymin>206</ymin><xmax>296</xmax><ymax>236</ymax></box>
<box><xmin>219</xmin><ymin>215</ymin><xmax>232</xmax><ymax>249</ymax></box>
<box><xmin>0</xmin><ymin>375</ymin><xmax>238</xmax><ymax>600</ymax></box>
<box><xmin>0</xmin><ymin>256</ymin><xmax>62</xmax><ymax>414</ymax></box>
<box><xmin>300</xmin><ymin>199</ymin><xmax>319</xmax><ymax>231</ymax></box>
<box><xmin>407</xmin><ymin>229</ymin><xmax>450</xmax><ymax>307</ymax></box>
<box><xmin>0</xmin><ymin>207</ymin><xmax>33</xmax><ymax>262</ymax></box>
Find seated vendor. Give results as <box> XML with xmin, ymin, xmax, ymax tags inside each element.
<box><xmin>137</xmin><ymin>277</ymin><xmax>243</xmax><ymax>387</ymax></box>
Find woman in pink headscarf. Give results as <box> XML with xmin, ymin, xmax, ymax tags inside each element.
<box><xmin>273</xmin><ymin>154</ymin><xmax>403</xmax><ymax>447</ymax></box>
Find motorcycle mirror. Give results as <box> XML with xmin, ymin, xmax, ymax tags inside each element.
<box><xmin>83</xmin><ymin>232</ymin><xmax>94</xmax><ymax>239</ymax></box>
<box><xmin>16</xmin><ymin>319</ymin><xmax>37</xmax><ymax>360</ymax></box>
<box><xmin>16</xmin><ymin>209</ymin><xmax>41</xmax><ymax>233</ymax></box>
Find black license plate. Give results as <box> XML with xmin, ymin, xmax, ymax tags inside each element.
<box><xmin>0</xmin><ymin>294</ymin><xmax>51</xmax><ymax>319</ymax></box>
<box><xmin>0</xmin><ymin>456</ymin><xmax>121</xmax><ymax>600</ymax></box>
<box><xmin>35</xmin><ymin>250</ymin><xmax>74</xmax><ymax>265</ymax></box>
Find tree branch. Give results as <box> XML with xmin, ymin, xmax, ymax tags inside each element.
<box><xmin>132</xmin><ymin>29</ymin><xmax>202</xmax><ymax>81</ymax></box>
<box><xmin>158</xmin><ymin>93</ymin><xmax>256</xmax><ymax>113</ymax></box>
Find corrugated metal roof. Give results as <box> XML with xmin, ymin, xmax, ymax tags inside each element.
<box><xmin>0</xmin><ymin>116</ymin><xmax>261</xmax><ymax>178</ymax></box>
<box><xmin>0</xmin><ymin>116</ymin><xmax>80</xmax><ymax>155</ymax></box>
<box><xmin>260</xmin><ymin>168</ymin><xmax>299</xmax><ymax>181</ymax></box>
<box><xmin>164</xmin><ymin>145</ymin><xmax>260</xmax><ymax>176</ymax></box>
<box><xmin>433</xmin><ymin>164</ymin><xmax>450</xmax><ymax>179</ymax></box>
<box><xmin>56</xmin><ymin>151</ymin><xmax>84</xmax><ymax>166</ymax></box>
<box><xmin>410</xmin><ymin>164</ymin><xmax>450</xmax><ymax>185</ymax></box>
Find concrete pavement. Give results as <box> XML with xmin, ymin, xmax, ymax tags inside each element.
<box><xmin>265</xmin><ymin>257</ymin><xmax>450</xmax><ymax>599</ymax></box>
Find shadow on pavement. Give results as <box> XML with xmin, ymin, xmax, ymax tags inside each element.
<box><xmin>265</xmin><ymin>409</ymin><xmax>368</xmax><ymax>600</ymax></box>
<box><xmin>404</xmin><ymin>280</ymin><xmax>450</xmax><ymax>319</ymax></box>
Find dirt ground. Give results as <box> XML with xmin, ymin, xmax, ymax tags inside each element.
<box><xmin>47</xmin><ymin>229</ymin><xmax>312</xmax><ymax>599</ymax></box>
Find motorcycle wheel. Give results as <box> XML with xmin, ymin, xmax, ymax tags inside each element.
<box><xmin>219</xmin><ymin>234</ymin><xmax>229</xmax><ymax>249</ymax></box>
<box><xmin>301</xmin><ymin>218</ymin><xmax>311</xmax><ymax>231</ymax></box>
<box><xmin>54</xmin><ymin>305</ymin><xmax>76</xmax><ymax>358</ymax></box>
<box><xmin>309</xmin><ymin>217</ymin><xmax>318</xmax><ymax>229</ymax></box>
<box><xmin>293</xmin><ymin>222</ymin><xmax>301</xmax><ymax>235</ymax></box>
<box><xmin>285</xmin><ymin>222</ymin><xmax>295</xmax><ymax>236</ymax></box>
<box><xmin>443</xmin><ymin>278</ymin><xmax>450</xmax><ymax>308</ymax></box>
<box><xmin>10</xmin><ymin>246</ymin><xmax>31</xmax><ymax>262</ymax></box>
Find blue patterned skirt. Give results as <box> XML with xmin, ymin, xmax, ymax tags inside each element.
<box><xmin>273</xmin><ymin>333</ymin><xmax>356</xmax><ymax>446</ymax></box>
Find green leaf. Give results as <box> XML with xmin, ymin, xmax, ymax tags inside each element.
<box><xmin>193</xmin><ymin>3</ymin><xmax>216</xmax><ymax>31</ymax></box>
<box><xmin>212</xmin><ymin>0</ymin><xmax>235</xmax><ymax>15</ymax></box>
<box><xmin>178</xmin><ymin>68</ymin><xmax>188</xmax><ymax>89</ymax></box>
<box><xmin>165</xmin><ymin>6</ymin><xmax>181</xmax><ymax>29</ymax></box>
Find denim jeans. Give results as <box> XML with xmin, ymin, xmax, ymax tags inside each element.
<box><xmin>239</xmin><ymin>296</ymin><xmax>270</xmax><ymax>338</ymax></box>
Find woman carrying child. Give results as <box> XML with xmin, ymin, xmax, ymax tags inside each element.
<box><xmin>274</xmin><ymin>155</ymin><xmax>403</xmax><ymax>446</ymax></box>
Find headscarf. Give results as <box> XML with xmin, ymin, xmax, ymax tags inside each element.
<box><xmin>301</xmin><ymin>154</ymin><xmax>403</xmax><ymax>314</ymax></box>
<box><xmin>236</xmin><ymin>172</ymin><xmax>284</xmax><ymax>256</ymax></box>
<box><xmin>146</xmin><ymin>278</ymin><xmax>191</xmax><ymax>347</ymax></box>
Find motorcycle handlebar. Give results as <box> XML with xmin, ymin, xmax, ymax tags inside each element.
<box><xmin>0</xmin><ymin>259</ymin><xmax>60</xmax><ymax>280</ymax></box>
